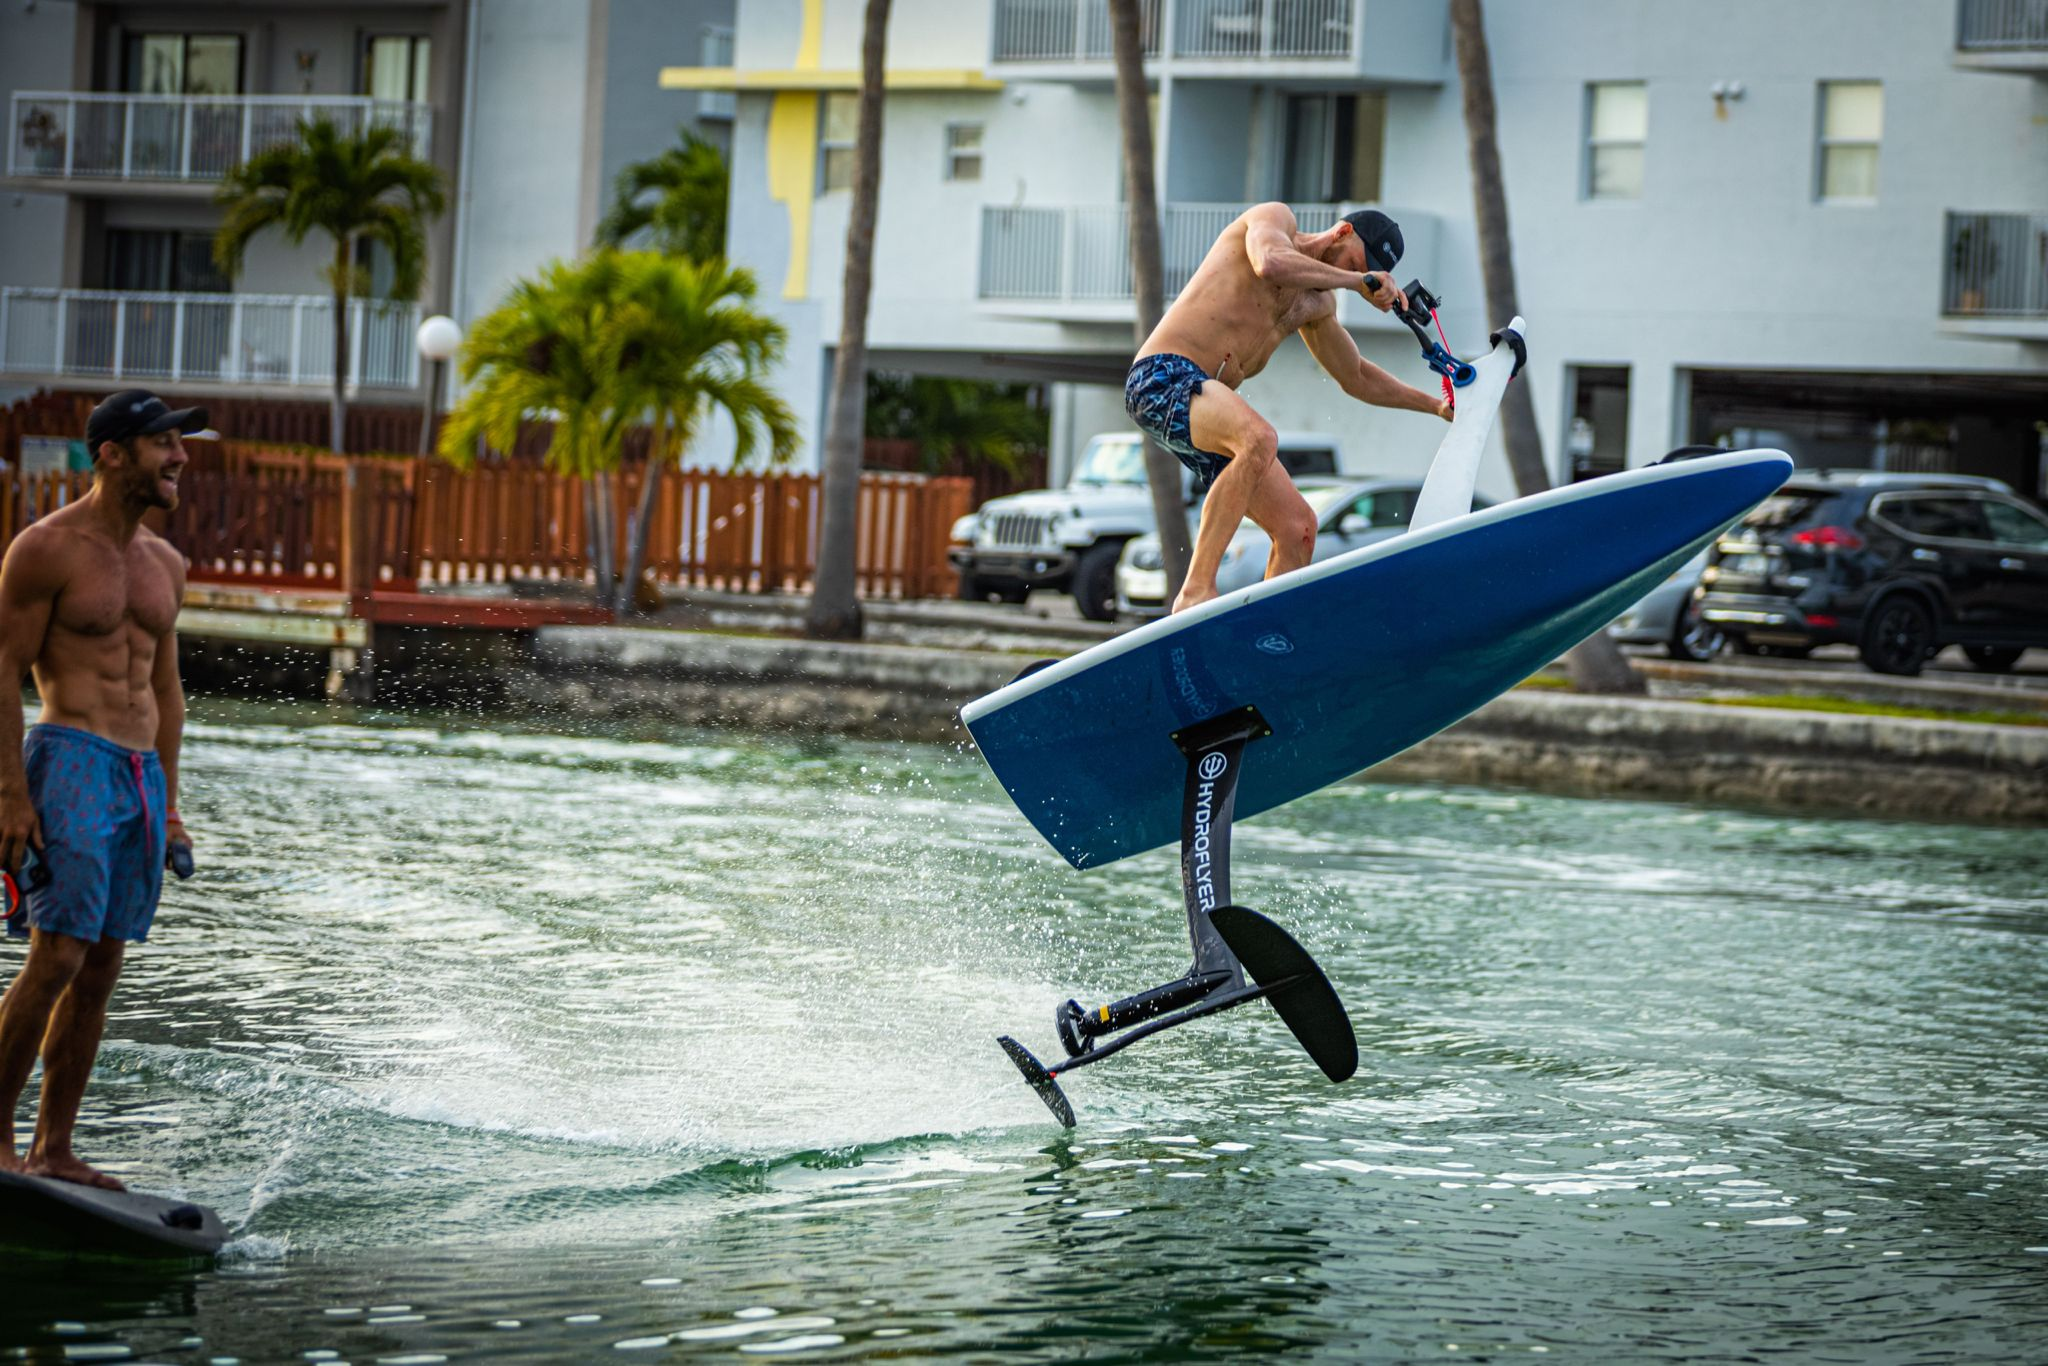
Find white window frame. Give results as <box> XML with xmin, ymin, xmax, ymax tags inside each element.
<box><xmin>1583</xmin><ymin>81</ymin><xmax>1646</xmax><ymax>201</ymax></box>
<box><xmin>1815</xmin><ymin>80</ymin><xmax>1882</xmax><ymax>204</ymax></box>
<box><xmin>819</xmin><ymin>91</ymin><xmax>857</xmax><ymax>193</ymax></box>
<box><xmin>944</xmin><ymin>122</ymin><xmax>982</xmax><ymax>182</ymax></box>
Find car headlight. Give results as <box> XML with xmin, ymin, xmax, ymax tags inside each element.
<box><xmin>1130</xmin><ymin>545</ymin><xmax>1162</xmax><ymax>571</ymax></box>
<box><xmin>948</xmin><ymin>515</ymin><xmax>978</xmax><ymax>544</ymax></box>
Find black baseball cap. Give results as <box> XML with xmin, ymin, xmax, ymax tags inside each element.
<box><xmin>1341</xmin><ymin>209</ymin><xmax>1404</xmax><ymax>275</ymax></box>
<box><xmin>84</xmin><ymin>389</ymin><xmax>212</xmax><ymax>453</ymax></box>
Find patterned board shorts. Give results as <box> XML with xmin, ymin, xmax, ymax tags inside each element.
<box><xmin>10</xmin><ymin>723</ymin><xmax>167</xmax><ymax>944</ymax></box>
<box><xmin>1123</xmin><ymin>353</ymin><xmax>1231</xmax><ymax>492</ymax></box>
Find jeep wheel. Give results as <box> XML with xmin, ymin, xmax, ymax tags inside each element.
<box><xmin>1963</xmin><ymin>644</ymin><xmax>2025</xmax><ymax>673</ymax></box>
<box><xmin>1071</xmin><ymin>542</ymin><xmax>1123</xmax><ymax>622</ymax></box>
<box><xmin>1859</xmin><ymin>596</ymin><xmax>1935</xmax><ymax>676</ymax></box>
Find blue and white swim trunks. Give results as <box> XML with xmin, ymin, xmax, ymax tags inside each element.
<box><xmin>12</xmin><ymin>723</ymin><xmax>167</xmax><ymax>943</ymax></box>
<box><xmin>1124</xmin><ymin>353</ymin><xmax>1231</xmax><ymax>492</ymax></box>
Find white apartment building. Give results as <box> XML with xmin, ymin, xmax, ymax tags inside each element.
<box><xmin>0</xmin><ymin>0</ymin><xmax>735</xmax><ymax>407</ymax></box>
<box><xmin>676</xmin><ymin>0</ymin><xmax>2048</xmax><ymax>502</ymax></box>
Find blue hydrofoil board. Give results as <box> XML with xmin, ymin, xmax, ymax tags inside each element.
<box><xmin>963</xmin><ymin>448</ymin><xmax>1790</xmax><ymax>869</ymax></box>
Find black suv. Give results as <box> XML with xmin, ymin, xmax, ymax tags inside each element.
<box><xmin>1697</xmin><ymin>471</ymin><xmax>2048</xmax><ymax>675</ymax></box>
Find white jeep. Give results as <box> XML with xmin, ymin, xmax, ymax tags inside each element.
<box><xmin>948</xmin><ymin>430</ymin><xmax>1341</xmax><ymax>620</ymax></box>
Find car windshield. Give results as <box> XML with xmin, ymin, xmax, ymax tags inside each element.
<box><xmin>1301</xmin><ymin>485</ymin><xmax>1354</xmax><ymax>515</ymax></box>
<box><xmin>1069</xmin><ymin>438</ymin><xmax>1149</xmax><ymax>488</ymax></box>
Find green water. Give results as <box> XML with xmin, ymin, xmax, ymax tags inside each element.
<box><xmin>3</xmin><ymin>700</ymin><xmax>2045</xmax><ymax>1363</ymax></box>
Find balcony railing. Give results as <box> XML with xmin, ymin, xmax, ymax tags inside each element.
<box><xmin>1957</xmin><ymin>0</ymin><xmax>2048</xmax><ymax>49</ymax></box>
<box><xmin>980</xmin><ymin>201</ymin><xmax>1366</xmax><ymax>303</ymax></box>
<box><xmin>1944</xmin><ymin>212</ymin><xmax>2048</xmax><ymax>318</ymax></box>
<box><xmin>1176</xmin><ymin>0</ymin><xmax>1354</xmax><ymax>59</ymax></box>
<box><xmin>8</xmin><ymin>92</ymin><xmax>433</xmax><ymax>184</ymax></box>
<box><xmin>990</xmin><ymin>0</ymin><xmax>1163</xmax><ymax>62</ymax></box>
<box><xmin>990</xmin><ymin>0</ymin><xmax>1359</xmax><ymax>62</ymax></box>
<box><xmin>0</xmin><ymin>289</ymin><xmax>422</xmax><ymax>389</ymax></box>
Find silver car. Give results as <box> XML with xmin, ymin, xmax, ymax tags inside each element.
<box><xmin>1115</xmin><ymin>477</ymin><xmax>1469</xmax><ymax>619</ymax></box>
<box><xmin>1606</xmin><ymin>548</ymin><xmax>1723</xmax><ymax>661</ymax></box>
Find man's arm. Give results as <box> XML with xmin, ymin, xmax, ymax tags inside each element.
<box><xmin>148</xmin><ymin>543</ymin><xmax>187</xmax><ymax>847</ymax></box>
<box><xmin>0</xmin><ymin>530</ymin><xmax>61</xmax><ymax>873</ymax></box>
<box><xmin>1242</xmin><ymin>204</ymin><xmax>1404</xmax><ymax>307</ymax></box>
<box><xmin>1299</xmin><ymin>313</ymin><xmax>1452</xmax><ymax>419</ymax></box>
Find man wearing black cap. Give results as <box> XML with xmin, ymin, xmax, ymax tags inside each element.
<box><xmin>1125</xmin><ymin>204</ymin><xmax>1450</xmax><ymax>612</ymax></box>
<box><xmin>0</xmin><ymin>388</ymin><xmax>201</xmax><ymax>1189</ymax></box>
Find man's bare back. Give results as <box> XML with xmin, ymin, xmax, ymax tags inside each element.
<box><xmin>1137</xmin><ymin>212</ymin><xmax>1354</xmax><ymax>388</ymax></box>
<box><xmin>1123</xmin><ymin>204</ymin><xmax>1447</xmax><ymax>613</ymax></box>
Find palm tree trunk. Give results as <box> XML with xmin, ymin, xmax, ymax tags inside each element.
<box><xmin>805</xmin><ymin>0</ymin><xmax>891</xmax><ymax>640</ymax></box>
<box><xmin>583</xmin><ymin>474</ymin><xmax>615</xmax><ymax>607</ymax></box>
<box><xmin>330</xmin><ymin>238</ymin><xmax>351</xmax><ymax>454</ymax></box>
<box><xmin>1109</xmin><ymin>0</ymin><xmax>1191</xmax><ymax>600</ymax></box>
<box><xmin>620</xmin><ymin>415</ymin><xmax>668</xmax><ymax>615</ymax></box>
<box><xmin>1449</xmin><ymin>0</ymin><xmax>1640</xmax><ymax>695</ymax></box>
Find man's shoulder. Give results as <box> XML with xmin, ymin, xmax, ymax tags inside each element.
<box><xmin>1239</xmin><ymin>201</ymin><xmax>1298</xmax><ymax>230</ymax></box>
<box><xmin>0</xmin><ymin>518</ymin><xmax>84</xmax><ymax>591</ymax></box>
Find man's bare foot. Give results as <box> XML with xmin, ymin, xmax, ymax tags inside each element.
<box><xmin>24</xmin><ymin>1152</ymin><xmax>126</xmax><ymax>1191</ymax></box>
<box><xmin>1172</xmin><ymin>583</ymin><xmax>1219</xmax><ymax>614</ymax></box>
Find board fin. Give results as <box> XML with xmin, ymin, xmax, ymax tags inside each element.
<box><xmin>998</xmin><ymin>1035</ymin><xmax>1076</xmax><ymax>1128</ymax></box>
<box><xmin>1209</xmin><ymin>905</ymin><xmax>1358</xmax><ymax>1083</ymax></box>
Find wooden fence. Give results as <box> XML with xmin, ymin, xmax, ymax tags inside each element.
<box><xmin>0</xmin><ymin>459</ymin><xmax>973</xmax><ymax>601</ymax></box>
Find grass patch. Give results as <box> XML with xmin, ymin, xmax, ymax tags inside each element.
<box><xmin>1699</xmin><ymin>693</ymin><xmax>2048</xmax><ymax>728</ymax></box>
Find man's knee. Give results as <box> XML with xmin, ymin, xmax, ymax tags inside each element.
<box><xmin>22</xmin><ymin>933</ymin><xmax>90</xmax><ymax>987</ymax></box>
<box><xmin>1231</xmin><ymin>421</ymin><xmax>1278</xmax><ymax>477</ymax></box>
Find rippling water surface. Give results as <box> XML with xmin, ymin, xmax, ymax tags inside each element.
<box><xmin>4</xmin><ymin>700</ymin><xmax>2046</xmax><ymax>1363</ymax></box>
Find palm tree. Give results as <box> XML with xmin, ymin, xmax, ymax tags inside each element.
<box><xmin>438</xmin><ymin>252</ymin><xmax>633</xmax><ymax>604</ymax></box>
<box><xmin>1449</xmin><ymin>0</ymin><xmax>1640</xmax><ymax>694</ymax></box>
<box><xmin>609</xmin><ymin>254</ymin><xmax>799</xmax><ymax>614</ymax></box>
<box><xmin>1109</xmin><ymin>0</ymin><xmax>1192</xmax><ymax>600</ymax></box>
<box><xmin>214</xmin><ymin>117</ymin><xmax>447</xmax><ymax>453</ymax></box>
<box><xmin>439</xmin><ymin>251</ymin><xmax>797</xmax><ymax>612</ymax></box>
<box><xmin>595</xmin><ymin>129</ymin><xmax>729</xmax><ymax>262</ymax></box>
<box><xmin>806</xmin><ymin>0</ymin><xmax>891</xmax><ymax>641</ymax></box>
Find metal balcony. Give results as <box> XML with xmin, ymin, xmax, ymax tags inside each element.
<box><xmin>990</xmin><ymin>0</ymin><xmax>1162</xmax><ymax>64</ymax></box>
<box><xmin>977</xmin><ymin>201</ymin><xmax>1437</xmax><ymax>327</ymax></box>
<box><xmin>1954</xmin><ymin>0</ymin><xmax>2048</xmax><ymax>72</ymax></box>
<box><xmin>1943</xmin><ymin>212</ymin><xmax>2048</xmax><ymax>337</ymax></box>
<box><xmin>7</xmin><ymin>92</ymin><xmax>434</xmax><ymax>187</ymax></box>
<box><xmin>988</xmin><ymin>0</ymin><xmax>1441</xmax><ymax>79</ymax></box>
<box><xmin>0</xmin><ymin>289</ymin><xmax>422</xmax><ymax>390</ymax></box>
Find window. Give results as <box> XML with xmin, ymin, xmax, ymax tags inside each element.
<box><xmin>1877</xmin><ymin>495</ymin><xmax>1990</xmax><ymax>542</ymax></box>
<box><xmin>945</xmin><ymin>123</ymin><xmax>982</xmax><ymax>182</ymax></box>
<box><xmin>1584</xmin><ymin>82</ymin><xmax>1646</xmax><ymax>200</ymax></box>
<box><xmin>1818</xmin><ymin>81</ymin><xmax>1881</xmax><ymax>202</ymax></box>
<box><xmin>1347</xmin><ymin>489</ymin><xmax>1415</xmax><ymax>529</ymax></box>
<box><xmin>819</xmin><ymin>92</ymin><xmax>858</xmax><ymax>192</ymax></box>
<box><xmin>1280</xmin><ymin>93</ymin><xmax>1384</xmax><ymax>203</ymax></box>
<box><xmin>105</xmin><ymin>230</ymin><xmax>229</xmax><ymax>293</ymax></box>
<box><xmin>125</xmin><ymin>34</ymin><xmax>242</xmax><ymax>95</ymax></box>
<box><xmin>700</xmin><ymin>25</ymin><xmax>734</xmax><ymax>120</ymax></box>
<box><xmin>364</xmin><ymin>35</ymin><xmax>431</xmax><ymax>103</ymax></box>
<box><xmin>1982</xmin><ymin>498</ymin><xmax>2048</xmax><ymax>549</ymax></box>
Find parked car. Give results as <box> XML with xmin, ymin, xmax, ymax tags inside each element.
<box><xmin>948</xmin><ymin>430</ymin><xmax>1342</xmax><ymax>621</ymax></box>
<box><xmin>1115</xmin><ymin>476</ymin><xmax>1488</xmax><ymax>618</ymax></box>
<box><xmin>1606</xmin><ymin>548</ymin><xmax>1724</xmax><ymax>661</ymax></box>
<box><xmin>1695</xmin><ymin>469</ymin><xmax>2048</xmax><ymax>675</ymax></box>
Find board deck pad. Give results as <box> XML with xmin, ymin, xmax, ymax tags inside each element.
<box><xmin>0</xmin><ymin>1168</ymin><xmax>226</xmax><ymax>1258</ymax></box>
<box><xmin>963</xmin><ymin>450</ymin><xmax>1792</xmax><ymax>869</ymax></box>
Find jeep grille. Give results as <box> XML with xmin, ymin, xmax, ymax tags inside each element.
<box><xmin>987</xmin><ymin>513</ymin><xmax>1050</xmax><ymax>548</ymax></box>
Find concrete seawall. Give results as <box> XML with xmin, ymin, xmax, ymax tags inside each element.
<box><xmin>490</xmin><ymin>626</ymin><xmax>2047</xmax><ymax>826</ymax></box>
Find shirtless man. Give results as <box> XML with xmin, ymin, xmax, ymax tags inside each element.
<box><xmin>0</xmin><ymin>389</ymin><xmax>197</xmax><ymax>1190</ymax></box>
<box><xmin>1125</xmin><ymin>205</ymin><xmax>1450</xmax><ymax>612</ymax></box>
